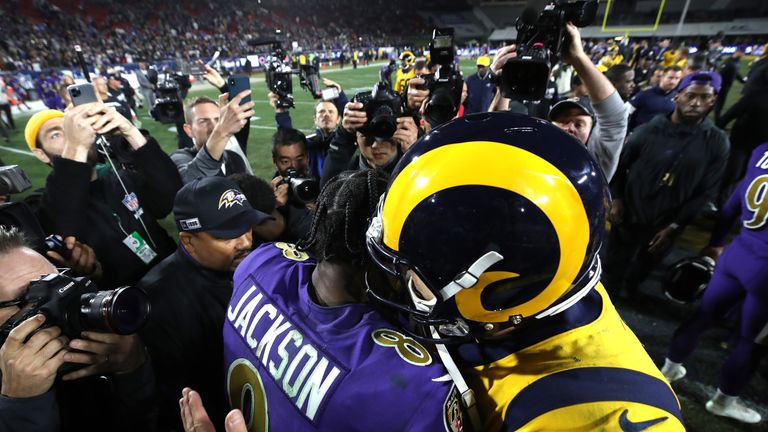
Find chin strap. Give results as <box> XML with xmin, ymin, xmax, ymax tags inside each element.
<box><xmin>439</xmin><ymin>251</ymin><xmax>504</xmax><ymax>301</ymax></box>
<box><xmin>432</xmin><ymin>327</ymin><xmax>483</xmax><ymax>432</ymax></box>
<box><xmin>408</xmin><ymin>280</ymin><xmax>482</xmax><ymax>430</ymax></box>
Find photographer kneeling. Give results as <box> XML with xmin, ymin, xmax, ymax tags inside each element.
<box><xmin>0</xmin><ymin>227</ymin><xmax>154</xmax><ymax>432</ymax></box>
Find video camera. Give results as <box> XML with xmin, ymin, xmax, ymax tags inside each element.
<box><xmin>150</xmin><ymin>72</ymin><xmax>188</xmax><ymax>124</ymax></box>
<box><xmin>0</xmin><ymin>273</ymin><xmax>150</xmax><ymax>346</ymax></box>
<box><xmin>298</xmin><ymin>56</ymin><xmax>322</xmax><ymax>100</ymax></box>
<box><xmin>353</xmin><ymin>81</ymin><xmax>403</xmax><ymax>140</ymax></box>
<box><xmin>420</xmin><ymin>28</ymin><xmax>464</xmax><ymax>127</ymax></box>
<box><xmin>0</xmin><ymin>165</ymin><xmax>32</xmax><ymax>196</ymax></box>
<box><xmin>264</xmin><ymin>42</ymin><xmax>296</xmax><ymax>109</ymax></box>
<box><xmin>280</xmin><ymin>167</ymin><xmax>319</xmax><ymax>204</ymax></box>
<box><xmin>502</xmin><ymin>0</ymin><xmax>598</xmax><ymax>100</ymax></box>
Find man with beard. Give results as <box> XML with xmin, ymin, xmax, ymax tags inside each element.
<box><xmin>137</xmin><ymin>176</ymin><xmax>272</xmax><ymax>432</ymax></box>
<box><xmin>24</xmin><ymin>107</ymin><xmax>181</xmax><ymax>289</ymax></box>
<box><xmin>605</xmin><ymin>71</ymin><xmax>730</xmax><ymax>300</ymax></box>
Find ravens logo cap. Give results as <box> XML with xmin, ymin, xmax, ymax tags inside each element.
<box><xmin>173</xmin><ymin>176</ymin><xmax>272</xmax><ymax>239</ymax></box>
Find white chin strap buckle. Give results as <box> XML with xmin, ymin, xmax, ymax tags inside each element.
<box><xmin>438</xmin><ymin>251</ymin><xmax>504</xmax><ymax>301</ymax></box>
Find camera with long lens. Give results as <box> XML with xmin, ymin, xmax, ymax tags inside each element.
<box><xmin>502</xmin><ymin>0</ymin><xmax>598</xmax><ymax>100</ymax></box>
<box><xmin>353</xmin><ymin>81</ymin><xmax>403</xmax><ymax>139</ymax></box>
<box><xmin>298</xmin><ymin>56</ymin><xmax>322</xmax><ymax>99</ymax></box>
<box><xmin>266</xmin><ymin>43</ymin><xmax>295</xmax><ymax>109</ymax></box>
<box><xmin>280</xmin><ymin>167</ymin><xmax>319</xmax><ymax>204</ymax></box>
<box><xmin>419</xmin><ymin>27</ymin><xmax>464</xmax><ymax>128</ymax></box>
<box><xmin>150</xmin><ymin>72</ymin><xmax>186</xmax><ymax>124</ymax></box>
<box><xmin>0</xmin><ymin>165</ymin><xmax>32</xmax><ymax>196</ymax></box>
<box><xmin>0</xmin><ymin>273</ymin><xmax>150</xmax><ymax>346</ymax></box>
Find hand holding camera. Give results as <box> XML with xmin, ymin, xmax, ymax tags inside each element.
<box><xmin>561</xmin><ymin>22</ymin><xmax>587</xmax><ymax>66</ymax></box>
<box><xmin>393</xmin><ymin>117</ymin><xmax>419</xmax><ymax>153</ymax></box>
<box><xmin>406</xmin><ymin>77</ymin><xmax>429</xmax><ymax>111</ymax></box>
<box><xmin>63</xmin><ymin>104</ymin><xmax>100</xmax><ymax>159</ymax></box>
<box><xmin>197</xmin><ymin>60</ymin><xmax>225</xmax><ymax>89</ymax></box>
<box><xmin>490</xmin><ymin>45</ymin><xmax>518</xmax><ymax>75</ymax></box>
<box><xmin>62</xmin><ymin>332</ymin><xmax>146</xmax><ymax>380</ymax></box>
<box><xmin>0</xmin><ymin>314</ymin><xmax>68</xmax><ymax>398</ymax></box>
<box><xmin>45</xmin><ymin>235</ymin><xmax>102</xmax><ymax>280</ymax></box>
<box><xmin>270</xmin><ymin>175</ymin><xmax>290</xmax><ymax>208</ymax></box>
<box><xmin>342</xmin><ymin>101</ymin><xmax>368</xmax><ymax>133</ymax></box>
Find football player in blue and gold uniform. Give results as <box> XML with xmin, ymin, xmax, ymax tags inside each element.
<box><xmin>393</xmin><ymin>51</ymin><xmax>416</xmax><ymax>94</ymax></box>
<box><xmin>366</xmin><ymin>112</ymin><xmax>686</xmax><ymax>431</ymax></box>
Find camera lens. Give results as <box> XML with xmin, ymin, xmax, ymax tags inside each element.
<box><xmin>425</xmin><ymin>88</ymin><xmax>458</xmax><ymax>127</ymax></box>
<box><xmin>289</xmin><ymin>178</ymin><xmax>320</xmax><ymax>203</ymax></box>
<box><xmin>80</xmin><ymin>286</ymin><xmax>150</xmax><ymax>335</ymax></box>
<box><xmin>369</xmin><ymin>106</ymin><xmax>397</xmax><ymax>139</ymax></box>
<box><xmin>72</xmin><ymin>88</ymin><xmax>81</xmax><ymax>97</ymax></box>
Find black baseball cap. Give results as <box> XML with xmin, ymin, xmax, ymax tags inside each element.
<box><xmin>548</xmin><ymin>96</ymin><xmax>596</xmax><ymax>123</ymax></box>
<box><xmin>174</xmin><ymin>177</ymin><xmax>273</xmax><ymax>239</ymax></box>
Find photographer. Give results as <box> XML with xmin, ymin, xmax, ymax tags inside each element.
<box><xmin>320</xmin><ymin>101</ymin><xmax>418</xmax><ymax>187</ymax></box>
<box><xmin>489</xmin><ymin>23</ymin><xmax>628</xmax><ymax>182</ymax></box>
<box><xmin>0</xmin><ymin>227</ymin><xmax>155</xmax><ymax>432</ymax></box>
<box><xmin>25</xmin><ymin>107</ymin><xmax>181</xmax><ymax>289</ymax></box>
<box><xmin>271</xmin><ymin>77</ymin><xmax>348</xmax><ymax>175</ymax></box>
<box><xmin>269</xmin><ymin>128</ymin><xmax>317</xmax><ymax>242</ymax></box>
<box><xmin>171</xmin><ymin>92</ymin><xmax>253</xmax><ymax>184</ymax></box>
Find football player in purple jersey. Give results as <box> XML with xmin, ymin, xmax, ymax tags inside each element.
<box><xmin>661</xmin><ymin>142</ymin><xmax>768</xmax><ymax>424</ymax></box>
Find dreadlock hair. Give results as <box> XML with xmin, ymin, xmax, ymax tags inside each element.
<box><xmin>297</xmin><ymin>169</ymin><xmax>388</xmax><ymax>266</ymax></box>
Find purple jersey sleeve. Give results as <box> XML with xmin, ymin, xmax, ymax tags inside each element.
<box><xmin>711</xmin><ymin>142</ymin><xmax>768</xmax><ymax>249</ymax></box>
<box><xmin>224</xmin><ymin>243</ymin><xmax>466</xmax><ymax>432</ymax></box>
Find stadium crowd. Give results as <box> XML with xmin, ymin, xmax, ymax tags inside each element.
<box><xmin>1</xmin><ymin>1</ymin><xmax>768</xmax><ymax>431</ymax></box>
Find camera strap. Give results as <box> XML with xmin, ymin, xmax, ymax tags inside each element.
<box><xmin>95</xmin><ymin>135</ymin><xmax>157</xmax><ymax>250</ymax></box>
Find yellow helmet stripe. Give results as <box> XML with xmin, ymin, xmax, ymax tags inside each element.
<box><xmin>382</xmin><ymin>141</ymin><xmax>590</xmax><ymax>321</ymax></box>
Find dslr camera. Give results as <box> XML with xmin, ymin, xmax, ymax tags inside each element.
<box><xmin>0</xmin><ymin>274</ymin><xmax>150</xmax><ymax>346</ymax></box>
<box><xmin>502</xmin><ymin>0</ymin><xmax>598</xmax><ymax>100</ymax></box>
<box><xmin>420</xmin><ymin>28</ymin><xmax>464</xmax><ymax>127</ymax></box>
<box><xmin>280</xmin><ymin>167</ymin><xmax>319</xmax><ymax>204</ymax></box>
<box><xmin>0</xmin><ymin>165</ymin><xmax>32</xmax><ymax>196</ymax></box>
<box><xmin>353</xmin><ymin>81</ymin><xmax>403</xmax><ymax>139</ymax></box>
<box><xmin>151</xmin><ymin>72</ymin><xmax>187</xmax><ymax>124</ymax></box>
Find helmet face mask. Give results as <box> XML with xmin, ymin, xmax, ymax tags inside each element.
<box><xmin>365</xmin><ymin>112</ymin><xmax>610</xmax><ymax>342</ymax></box>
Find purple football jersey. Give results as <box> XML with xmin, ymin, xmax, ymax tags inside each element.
<box><xmin>714</xmin><ymin>142</ymin><xmax>768</xmax><ymax>254</ymax></box>
<box><xmin>223</xmin><ymin>242</ymin><xmax>465</xmax><ymax>432</ymax></box>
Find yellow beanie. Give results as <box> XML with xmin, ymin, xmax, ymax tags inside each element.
<box><xmin>25</xmin><ymin>110</ymin><xmax>64</xmax><ymax>151</ymax></box>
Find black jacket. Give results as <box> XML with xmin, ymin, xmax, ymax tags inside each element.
<box><xmin>717</xmin><ymin>89</ymin><xmax>768</xmax><ymax>152</ymax></box>
<box><xmin>137</xmin><ymin>248</ymin><xmax>234</xmax><ymax>432</ymax></box>
<box><xmin>42</xmin><ymin>135</ymin><xmax>181</xmax><ymax>289</ymax></box>
<box><xmin>612</xmin><ymin>115</ymin><xmax>730</xmax><ymax>228</ymax></box>
<box><xmin>320</xmin><ymin>126</ymin><xmax>402</xmax><ymax>187</ymax></box>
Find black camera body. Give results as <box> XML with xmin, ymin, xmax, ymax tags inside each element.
<box><xmin>0</xmin><ymin>165</ymin><xmax>32</xmax><ymax>196</ymax></box>
<box><xmin>420</xmin><ymin>28</ymin><xmax>464</xmax><ymax>127</ymax></box>
<box><xmin>0</xmin><ymin>274</ymin><xmax>150</xmax><ymax>346</ymax></box>
<box><xmin>353</xmin><ymin>81</ymin><xmax>403</xmax><ymax>139</ymax></box>
<box><xmin>266</xmin><ymin>44</ymin><xmax>296</xmax><ymax>109</ymax></box>
<box><xmin>151</xmin><ymin>73</ymin><xmax>185</xmax><ymax>124</ymax></box>
<box><xmin>299</xmin><ymin>62</ymin><xmax>322</xmax><ymax>100</ymax></box>
<box><xmin>281</xmin><ymin>167</ymin><xmax>319</xmax><ymax>204</ymax></box>
<box><xmin>502</xmin><ymin>0</ymin><xmax>598</xmax><ymax>100</ymax></box>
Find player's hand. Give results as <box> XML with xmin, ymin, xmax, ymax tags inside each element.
<box><xmin>271</xmin><ymin>176</ymin><xmax>290</xmax><ymax>208</ymax></box>
<box><xmin>180</xmin><ymin>388</ymin><xmax>247</xmax><ymax>432</ymax></box>
<box><xmin>342</xmin><ymin>102</ymin><xmax>367</xmax><ymax>133</ymax></box>
<box><xmin>490</xmin><ymin>45</ymin><xmax>518</xmax><ymax>75</ymax></box>
<box><xmin>407</xmin><ymin>78</ymin><xmax>429</xmax><ymax>111</ymax></box>
<box><xmin>215</xmin><ymin>91</ymin><xmax>254</xmax><ymax>137</ymax></box>
<box><xmin>393</xmin><ymin>116</ymin><xmax>419</xmax><ymax>153</ymax></box>
<box><xmin>0</xmin><ymin>315</ymin><xmax>68</xmax><ymax>398</ymax></box>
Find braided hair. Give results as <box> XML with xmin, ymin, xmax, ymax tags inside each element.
<box><xmin>297</xmin><ymin>169</ymin><xmax>388</xmax><ymax>266</ymax></box>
